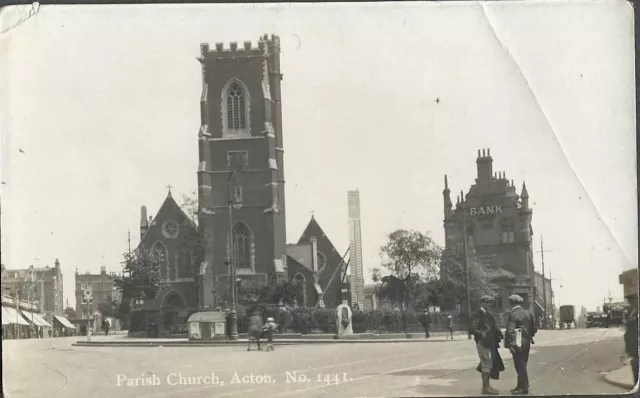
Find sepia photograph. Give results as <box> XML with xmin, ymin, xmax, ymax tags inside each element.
<box><xmin>0</xmin><ymin>1</ymin><xmax>637</xmax><ymax>397</ymax></box>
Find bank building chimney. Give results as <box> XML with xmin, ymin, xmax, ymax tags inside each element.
<box><xmin>476</xmin><ymin>148</ymin><xmax>493</xmax><ymax>182</ymax></box>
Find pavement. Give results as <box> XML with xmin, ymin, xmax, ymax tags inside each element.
<box><xmin>604</xmin><ymin>363</ymin><xmax>637</xmax><ymax>391</ymax></box>
<box><xmin>72</xmin><ymin>331</ymin><xmax>468</xmax><ymax>347</ymax></box>
<box><xmin>2</xmin><ymin>328</ymin><xmax>635</xmax><ymax>398</ymax></box>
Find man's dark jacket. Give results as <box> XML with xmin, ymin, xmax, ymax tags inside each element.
<box><xmin>248</xmin><ymin>314</ymin><xmax>263</xmax><ymax>339</ymax></box>
<box><xmin>471</xmin><ymin>308</ymin><xmax>505</xmax><ymax>379</ymax></box>
<box><xmin>505</xmin><ymin>306</ymin><xmax>537</xmax><ymax>349</ymax></box>
<box><xmin>470</xmin><ymin>308</ymin><xmax>501</xmax><ymax>347</ymax></box>
<box><xmin>418</xmin><ymin>312</ymin><xmax>432</xmax><ymax>328</ymax></box>
<box><xmin>625</xmin><ymin>308</ymin><xmax>638</xmax><ymax>358</ymax></box>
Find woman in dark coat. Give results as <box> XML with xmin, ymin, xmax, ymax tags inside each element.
<box><xmin>247</xmin><ymin>309</ymin><xmax>264</xmax><ymax>351</ymax></box>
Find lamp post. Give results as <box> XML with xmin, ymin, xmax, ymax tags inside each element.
<box><xmin>461</xmin><ymin>200</ymin><xmax>472</xmax><ymax>340</ymax></box>
<box><xmin>227</xmin><ymin>169</ymin><xmax>242</xmax><ymax>341</ymax></box>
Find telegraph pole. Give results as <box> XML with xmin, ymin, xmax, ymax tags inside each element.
<box><xmin>549</xmin><ymin>269</ymin><xmax>555</xmax><ymax>329</ymax></box>
<box><xmin>127</xmin><ymin>230</ymin><xmax>131</xmax><ymax>254</ymax></box>
<box><xmin>537</xmin><ymin>236</ymin><xmax>552</xmax><ymax>329</ymax></box>
<box><xmin>461</xmin><ymin>194</ymin><xmax>472</xmax><ymax>340</ymax></box>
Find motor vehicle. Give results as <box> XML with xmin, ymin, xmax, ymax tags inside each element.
<box><xmin>586</xmin><ymin>312</ymin><xmax>606</xmax><ymax>328</ymax></box>
<box><xmin>603</xmin><ymin>302</ymin><xmax>628</xmax><ymax>327</ymax></box>
<box><xmin>559</xmin><ymin>305</ymin><xmax>575</xmax><ymax>329</ymax></box>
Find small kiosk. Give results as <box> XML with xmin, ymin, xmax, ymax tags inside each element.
<box><xmin>187</xmin><ymin>311</ymin><xmax>226</xmax><ymax>341</ymax></box>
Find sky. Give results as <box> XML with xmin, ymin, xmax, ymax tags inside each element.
<box><xmin>0</xmin><ymin>1</ymin><xmax>636</xmax><ymax>313</ymax></box>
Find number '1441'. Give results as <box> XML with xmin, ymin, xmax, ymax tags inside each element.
<box><xmin>318</xmin><ymin>373</ymin><xmax>350</xmax><ymax>384</ymax></box>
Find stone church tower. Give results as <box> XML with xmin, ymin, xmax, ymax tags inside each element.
<box><xmin>196</xmin><ymin>35</ymin><xmax>287</xmax><ymax>309</ymax></box>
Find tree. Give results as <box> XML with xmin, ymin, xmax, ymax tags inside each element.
<box><xmin>179</xmin><ymin>191</ymin><xmax>207</xmax><ymax>310</ymax></box>
<box><xmin>114</xmin><ymin>250</ymin><xmax>165</xmax><ymax>301</ymax></box>
<box><xmin>438</xmin><ymin>250</ymin><xmax>498</xmax><ymax>312</ymax></box>
<box><xmin>236</xmin><ymin>275</ymin><xmax>302</xmax><ymax>307</ymax></box>
<box><xmin>379</xmin><ymin>229</ymin><xmax>441</xmax><ymax>280</ymax></box>
<box><xmin>374</xmin><ymin>229</ymin><xmax>442</xmax><ymax>311</ymax></box>
<box><xmin>263</xmin><ymin>275</ymin><xmax>302</xmax><ymax>305</ymax></box>
<box><xmin>180</xmin><ymin>191</ymin><xmax>199</xmax><ymax>227</ymax></box>
<box><xmin>97</xmin><ymin>299</ymin><xmax>118</xmax><ymax>318</ymax></box>
<box><xmin>64</xmin><ymin>307</ymin><xmax>76</xmax><ymax>319</ymax></box>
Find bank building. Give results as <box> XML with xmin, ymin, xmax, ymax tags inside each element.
<box><xmin>442</xmin><ymin>149</ymin><xmax>539</xmax><ymax>320</ymax></box>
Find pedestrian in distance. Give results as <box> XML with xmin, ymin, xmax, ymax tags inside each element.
<box><xmin>504</xmin><ymin>294</ymin><xmax>537</xmax><ymax>395</ymax></box>
<box><xmin>445</xmin><ymin>313</ymin><xmax>454</xmax><ymax>340</ymax></box>
<box><xmin>470</xmin><ymin>295</ymin><xmax>504</xmax><ymax>395</ymax></box>
<box><xmin>224</xmin><ymin>309</ymin><xmax>231</xmax><ymax>340</ymax></box>
<box><xmin>418</xmin><ymin>309</ymin><xmax>432</xmax><ymax>339</ymax></box>
<box><xmin>624</xmin><ymin>291</ymin><xmax>638</xmax><ymax>386</ymax></box>
<box><xmin>247</xmin><ymin>309</ymin><xmax>264</xmax><ymax>351</ymax></box>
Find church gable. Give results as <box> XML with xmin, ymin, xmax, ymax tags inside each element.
<box><xmin>295</xmin><ymin>217</ymin><xmax>346</xmax><ymax>291</ymax></box>
<box><xmin>285</xmin><ymin>243</ymin><xmax>313</xmax><ymax>272</ymax></box>
<box><xmin>138</xmin><ymin>191</ymin><xmax>198</xmax><ymax>282</ymax></box>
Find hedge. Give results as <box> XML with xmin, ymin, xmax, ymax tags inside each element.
<box><xmin>129</xmin><ymin>306</ymin><xmax>467</xmax><ymax>335</ymax></box>
<box><xmin>235</xmin><ymin>307</ymin><xmax>465</xmax><ymax>334</ymax></box>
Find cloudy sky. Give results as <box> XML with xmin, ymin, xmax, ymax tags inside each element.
<box><xmin>0</xmin><ymin>1</ymin><xmax>636</xmax><ymax>312</ymax></box>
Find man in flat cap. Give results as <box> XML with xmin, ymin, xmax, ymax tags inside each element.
<box><xmin>470</xmin><ymin>295</ymin><xmax>503</xmax><ymax>395</ymax></box>
<box><xmin>505</xmin><ymin>294</ymin><xmax>537</xmax><ymax>395</ymax></box>
<box><xmin>623</xmin><ymin>291</ymin><xmax>638</xmax><ymax>386</ymax></box>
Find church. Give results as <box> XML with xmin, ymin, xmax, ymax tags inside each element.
<box><xmin>131</xmin><ymin>34</ymin><xmax>350</xmax><ymax>333</ymax></box>
<box><xmin>195</xmin><ymin>34</ymin><xmax>349</xmax><ymax>310</ymax></box>
<box><xmin>135</xmin><ymin>191</ymin><xmax>199</xmax><ymax>333</ymax></box>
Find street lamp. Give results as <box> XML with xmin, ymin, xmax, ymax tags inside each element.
<box><xmin>227</xmin><ymin>169</ymin><xmax>242</xmax><ymax>341</ymax></box>
<box><xmin>461</xmin><ymin>200</ymin><xmax>472</xmax><ymax>340</ymax></box>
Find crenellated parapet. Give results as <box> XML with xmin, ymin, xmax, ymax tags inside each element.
<box><xmin>198</xmin><ymin>34</ymin><xmax>280</xmax><ymax>61</ymax></box>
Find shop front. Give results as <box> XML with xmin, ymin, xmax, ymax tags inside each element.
<box><xmin>20</xmin><ymin>309</ymin><xmax>52</xmax><ymax>338</ymax></box>
<box><xmin>2</xmin><ymin>305</ymin><xmax>29</xmax><ymax>339</ymax></box>
<box><xmin>53</xmin><ymin>315</ymin><xmax>77</xmax><ymax>337</ymax></box>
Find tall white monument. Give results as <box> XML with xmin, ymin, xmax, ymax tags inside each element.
<box><xmin>348</xmin><ymin>190</ymin><xmax>365</xmax><ymax>310</ymax></box>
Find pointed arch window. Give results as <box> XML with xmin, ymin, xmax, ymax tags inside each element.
<box><xmin>293</xmin><ymin>273</ymin><xmax>307</xmax><ymax>307</ymax></box>
<box><xmin>151</xmin><ymin>242</ymin><xmax>168</xmax><ymax>278</ymax></box>
<box><xmin>317</xmin><ymin>252</ymin><xmax>327</xmax><ymax>273</ymax></box>
<box><xmin>232</xmin><ymin>222</ymin><xmax>252</xmax><ymax>270</ymax></box>
<box><xmin>177</xmin><ymin>245</ymin><xmax>192</xmax><ymax>279</ymax></box>
<box><xmin>222</xmin><ymin>80</ymin><xmax>250</xmax><ymax>137</ymax></box>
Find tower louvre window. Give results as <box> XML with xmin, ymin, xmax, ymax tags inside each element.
<box><xmin>226</xmin><ymin>151</ymin><xmax>248</xmax><ymax>170</ymax></box>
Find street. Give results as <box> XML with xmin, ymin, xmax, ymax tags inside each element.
<box><xmin>3</xmin><ymin>328</ymin><xmax>631</xmax><ymax>398</ymax></box>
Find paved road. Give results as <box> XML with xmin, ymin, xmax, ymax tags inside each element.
<box><xmin>3</xmin><ymin>328</ymin><xmax>632</xmax><ymax>398</ymax></box>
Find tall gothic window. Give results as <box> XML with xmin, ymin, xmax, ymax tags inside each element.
<box><xmin>232</xmin><ymin>223</ymin><xmax>252</xmax><ymax>270</ymax></box>
<box><xmin>225</xmin><ymin>81</ymin><xmax>247</xmax><ymax>131</ymax></box>
<box><xmin>151</xmin><ymin>242</ymin><xmax>168</xmax><ymax>278</ymax></box>
<box><xmin>317</xmin><ymin>252</ymin><xmax>327</xmax><ymax>272</ymax></box>
<box><xmin>293</xmin><ymin>273</ymin><xmax>307</xmax><ymax>306</ymax></box>
<box><xmin>178</xmin><ymin>246</ymin><xmax>192</xmax><ymax>279</ymax></box>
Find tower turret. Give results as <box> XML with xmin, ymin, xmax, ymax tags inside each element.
<box><xmin>521</xmin><ymin>182</ymin><xmax>529</xmax><ymax>209</ymax></box>
<box><xmin>140</xmin><ymin>205</ymin><xmax>149</xmax><ymax>239</ymax></box>
<box><xmin>443</xmin><ymin>175</ymin><xmax>452</xmax><ymax>219</ymax></box>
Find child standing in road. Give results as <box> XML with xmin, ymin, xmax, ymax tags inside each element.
<box><xmin>261</xmin><ymin>317</ymin><xmax>278</xmax><ymax>351</ymax></box>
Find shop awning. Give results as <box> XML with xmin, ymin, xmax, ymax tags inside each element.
<box><xmin>54</xmin><ymin>315</ymin><xmax>76</xmax><ymax>329</ymax></box>
<box><xmin>21</xmin><ymin>310</ymin><xmax>52</xmax><ymax>327</ymax></box>
<box><xmin>2</xmin><ymin>307</ymin><xmax>12</xmax><ymax>325</ymax></box>
<box><xmin>3</xmin><ymin>306</ymin><xmax>29</xmax><ymax>326</ymax></box>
